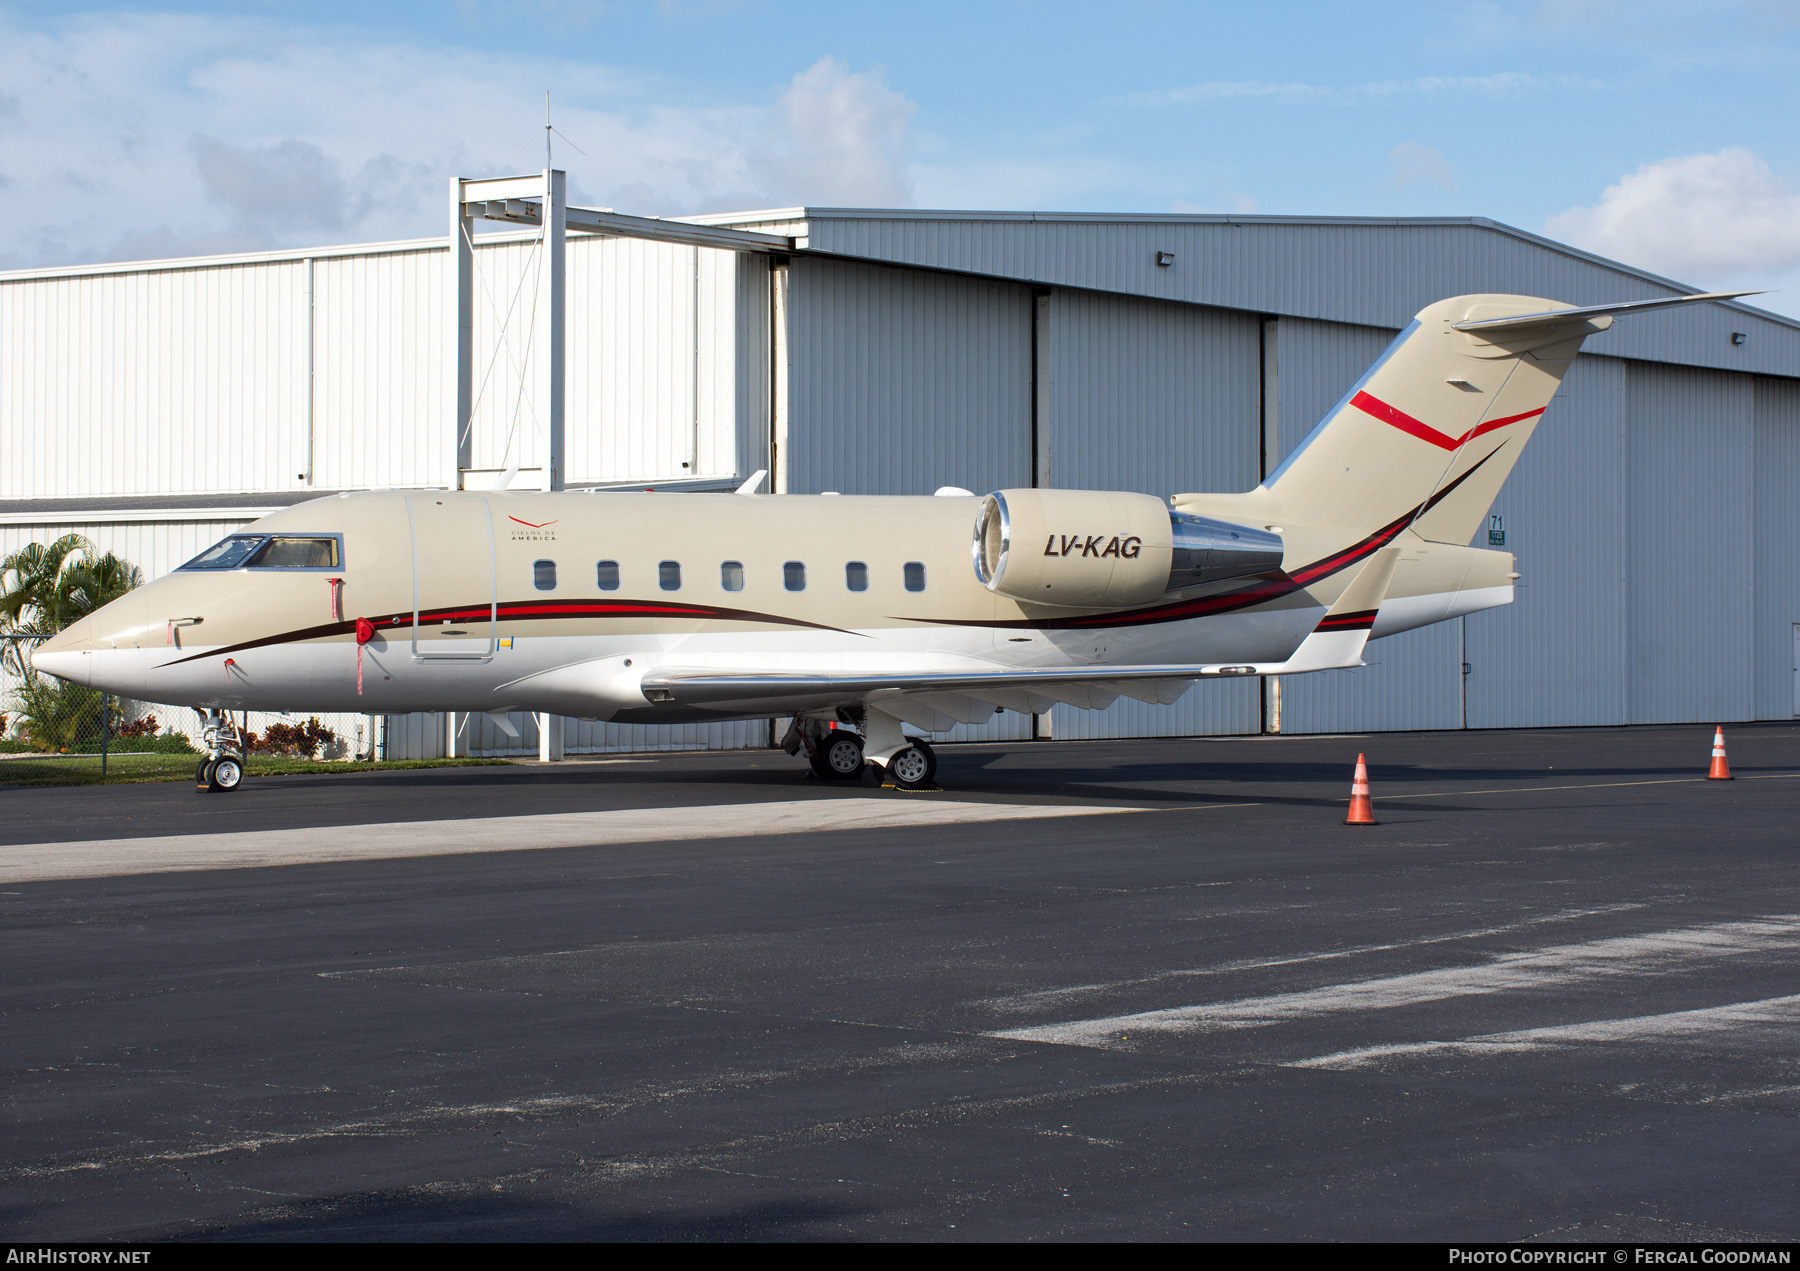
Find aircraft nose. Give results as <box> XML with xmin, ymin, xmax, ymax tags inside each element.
<box><xmin>30</xmin><ymin>629</ymin><xmax>91</xmax><ymax>685</ymax></box>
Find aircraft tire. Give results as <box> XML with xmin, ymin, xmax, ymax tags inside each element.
<box><xmin>810</xmin><ymin>731</ymin><xmax>867</xmax><ymax>781</ymax></box>
<box><xmin>886</xmin><ymin>742</ymin><xmax>937</xmax><ymax>791</ymax></box>
<box><xmin>208</xmin><ymin>755</ymin><xmax>244</xmax><ymax>792</ymax></box>
<box><xmin>195</xmin><ymin>757</ymin><xmax>215</xmax><ymax>789</ymax></box>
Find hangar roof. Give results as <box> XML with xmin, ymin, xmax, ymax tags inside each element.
<box><xmin>688</xmin><ymin>209</ymin><xmax>1799</xmax><ymax>379</ymax></box>
<box><xmin>4</xmin><ymin>208</ymin><xmax>1793</xmax><ymax>380</ymax></box>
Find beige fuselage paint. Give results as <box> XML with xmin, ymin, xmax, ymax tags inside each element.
<box><xmin>53</xmin><ymin>286</ymin><xmax>1706</xmax><ymax>729</ymax></box>
<box><xmin>41</xmin><ymin>487</ymin><xmax>1508</xmax><ymax>721</ymax></box>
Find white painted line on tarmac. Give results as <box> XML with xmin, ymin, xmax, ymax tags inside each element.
<box><xmin>0</xmin><ymin>798</ymin><xmax>1146</xmax><ymax>885</ymax></box>
<box><xmin>988</xmin><ymin>914</ymin><xmax>1800</xmax><ymax>1049</ymax></box>
<box><xmin>978</xmin><ymin>903</ymin><xmax>1647</xmax><ymax>1015</ymax></box>
<box><xmin>1290</xmin><ymin>992</ymin><xmax>1800</xmax><ymax>1069</ymax></box>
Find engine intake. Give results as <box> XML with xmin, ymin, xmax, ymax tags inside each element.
<box><xmin>973</xmin><ymin>489</ymin><xmax>1283</xmax><ymax>609</ymax></box>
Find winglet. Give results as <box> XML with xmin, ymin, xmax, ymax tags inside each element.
<box><xmin>734</xmin><ymin>469</ymin><xmax>769</xmax><ymax>495</ymax></box>
<box><xmin>1273</xmin><ymin>548</ymin><xmax>1400</xmax><ymax>674</ymax></box>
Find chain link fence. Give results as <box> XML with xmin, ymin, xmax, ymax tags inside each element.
<box><xmin>1</xmin><ymin>633</ymin><xmax>382</xmax><ymax>777</ymax></box>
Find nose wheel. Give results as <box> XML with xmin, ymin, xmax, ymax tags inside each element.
<box><xmin>196</xmin><ymin>754</ymin><xmax>245</xmax><ymax>792</ymax></box>
<box><xmin>195</xmin><ymin>711</ymin><xmax>247</xmax><ymax>794</ymax></box>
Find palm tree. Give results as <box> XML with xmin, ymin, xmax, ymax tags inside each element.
<box><xmin>0</xmin><ymin>535</ymin><xmax>143</xmax><ymax>679</ymax></box>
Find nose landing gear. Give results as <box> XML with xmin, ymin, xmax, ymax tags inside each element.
<box><xmin>195</xmin><ymin>711</ymin><xmax>247</xmax><ymax>794</ymax></box>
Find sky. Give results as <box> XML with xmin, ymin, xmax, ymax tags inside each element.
<box><xmin>2</xmin><ymin>0</ymin><xmax>1799</xmax><ymax>314</ymax></box>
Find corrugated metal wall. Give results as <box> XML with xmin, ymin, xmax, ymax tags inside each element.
<box><xmin>564</xmin><ymin>238</ymin><xmax>742</xmax><ymax>485</ymax></box>
<box><xmin>313</xmin><ymin>248</ymin><xmax>447</xmax><ymax>490</ymax></box>
<box><xmin>789</xmin><ymin>214</ymin><xmax>1799</xmax><ymax>378</ymax></box>
<box><xmin>439</xmin><ymin>711</ymin><xmax>768</xmax><ymax>757</ymax></box>
<box><xmin>733</xmin><ymin>255</ymin><xmax>772</xmax><ymax>480</ymax></box>
<box><xmin>0</xmin><ymin>264</ymin><xmax>309</xmax><ymax>498</ymax></box>
<box><xmin>1466</xmin><ymin>356</ymin><xmax>1630</xmax><ymax>727</ymax></box>
<box><xmin>1</xmin><ymin>236</ymin><xmax>748</xmax><ymax>504</ymax></box>
<box><xmin>1039</xmin><ymin>288</ymin><xmax>1262</xmax><ymax>739</ymax></box>
<box><xmin>1626</xmin><ymin>363</ymin><xmax>1756</xmax><ymax>724</ymax></box>
<box><xmin>783</xmin><ymin>256</ymin><xmax>1036</xmax><ymax>743</ymax></box>
<box><xmin>1267</xmin><ymin>317</ymin><xmax>1464</xmax><ymax>734</ymax></box>
<box><xmin>784</xmin><ymin>257</ymin><xmax>1032</xmax><ymax>496</ymax></box>
<box><xmin>0</xmin><ymin>517</ymin><xmax>254</xmax><ymax>583</ymax></box>
<box><xmin>1754</xmin><ymin>376</ymin><xmax>1800</xmax><ymax>720</ymax></box>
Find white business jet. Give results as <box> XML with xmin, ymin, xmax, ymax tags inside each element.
<box><xmin>33</xmin><ymin>291</ymin><xmax>1747</xmax><ymax>792</ymax></box>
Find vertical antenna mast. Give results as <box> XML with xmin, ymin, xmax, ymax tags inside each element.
<box><xmin>545</xmin><ymin>90</ymin><xmax>553</xmax><ymax>169</ymax></box>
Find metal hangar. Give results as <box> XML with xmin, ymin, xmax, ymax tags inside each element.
<box><xmin>2</xmin><ymin>179</ymin><xmax>1796</xmax><ymax>757</ymax></box>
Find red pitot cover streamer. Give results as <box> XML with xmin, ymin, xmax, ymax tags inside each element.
<box><xmin>354</xmin><ymin>618</ymin><xmax>374</xmax><ymax>696</ymax></box>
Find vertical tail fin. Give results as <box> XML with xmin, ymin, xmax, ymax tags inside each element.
<box><xmin>1262</xmin><ymin>294</ymin><xmax>1606</xmax><ymax>544</ymax></box>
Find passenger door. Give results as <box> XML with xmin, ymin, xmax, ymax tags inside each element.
<box><xmin>406</xmin><ymin>494</ymin><xmax>497</xmax><ymax>660</ymax></box>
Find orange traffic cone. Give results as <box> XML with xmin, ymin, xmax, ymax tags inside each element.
<box><xmin>1345</xmin><ymin>753</ymin><xmax>1378</xmax><ymax>825</ymax></box>
<box><xmin>1708</xmin><ymin>726</ymin><xmax>1733</xmax><ymax>780</ymax></box>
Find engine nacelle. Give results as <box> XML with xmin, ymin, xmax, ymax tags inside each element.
<box><xmin>972</xmin><ymin>489</ymin><xmax>1284</xmax><ymax>608</ymax></box>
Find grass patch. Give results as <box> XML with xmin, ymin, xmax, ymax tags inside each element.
<box><xmin>0</xmin><ymin>753</ymin><xmax>513</xmax><ymax>787</ymax></box>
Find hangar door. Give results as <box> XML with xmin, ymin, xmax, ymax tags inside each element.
<box><xmin>783</xmin><ymin>256</ymin><xmax>1035</xmax><ymax>743</ymax></box>
<box><xmin>1263</xmin><ymin>318</ymin><xmax>1464</xmax><ymax>736</ymax></box>
<box><xmin>1624</xmin><ymin>364</ymin><xmax>1753</xmax><ymax>724</ymax></box>
<box><xmin>1038</xmin><ymin>290</ymin><xmax>1262</xmax><ymax>740</ymax></box>
<box><xmin>783</xmin><ymin>257</ymin><xmax>1033</xmax><ymax>498</ymax></box>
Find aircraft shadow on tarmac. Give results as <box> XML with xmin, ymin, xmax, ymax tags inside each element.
<box><xmin>256</xmin><ymin>745</ymin><xmax>1753</xmax><ymax>814</ymax></box>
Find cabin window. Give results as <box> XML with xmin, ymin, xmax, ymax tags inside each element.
<box><xmin>180</xmin><ymin>533</ymin><xmax>343</xmax><ymax>571</ymax></box>
<box><xmin>596</xmin><ymin>560</ymin><xmax>620</xmax><ymax>591</ymax></box>
<box><xmin>904</xmin><ymin>561</ymin><xmax>927</xmax><ymax>592</ymax></box>
<box><xmin>845</xmin><ymin>561</ymin><xmax>868</xmax><ymax>592</ymax></box>
<box><xmin>660</xmin><ymin>560</ymin><xmax>682</xmax><ymax>591</ymax></box>
<box><xmin>784</xmin><ymin>561</ymin><xmax>806</xmax><ymax>592</ymax></box>
<box><xmin>533</xmin><ymin>560</ymin><xmax>557</xmax><ymax>591</ymax></box>
<box><xmin>721</xmin><ymin>561</ymin><xmax>744</xmax><ymax>592</ymax></box>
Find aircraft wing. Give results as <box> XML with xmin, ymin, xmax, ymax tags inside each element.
<box><xmin>640</xmin><ymin>550</ymin><xmax>1400</xmax><ymax>721</ymax></box>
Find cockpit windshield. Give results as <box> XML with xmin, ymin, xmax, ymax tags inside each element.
<box><xmin>179</xmin><ymin>534</ymin><xmax>343</xmax><ymax>571</ymax></box>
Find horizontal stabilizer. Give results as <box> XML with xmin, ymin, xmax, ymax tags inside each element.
<box><xmin>1452</xmin><ymin>290</ymin><xmax>1760</xmax><ymax>333</ymax></box>
<box><xmin>1272</xmin><ymin>549</ymin><xmax>1399</xmax><ymax>674</ymax></box>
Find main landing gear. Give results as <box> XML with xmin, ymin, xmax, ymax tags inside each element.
<box><xmin>782</xmin><ymin>716</ymin><xmax>940</xmax><ymax>791</ymax></box>
<box><xmin>195</xmin><ymin>710</ymin><xmax>246</xmax><ymax>794</ymax></box>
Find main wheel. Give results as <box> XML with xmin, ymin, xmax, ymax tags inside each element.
<box><xmin>809</xmin><ymin>731</ymin><xmax>866</xmax><ymax>781</ymax></box>
<box><xmin>886</xmin><ymin>742</ymin><xmax>937</xmax><ymax>791</ymax></box>
<box><xmin>195</xmin><ymin>757</ymin><xmax>216</xmax><ymax>789</ymax></box>
<box><xmin>208</xmin><ymin>755</ymin><xmax>244</xmax><ymax>792</ymax></box>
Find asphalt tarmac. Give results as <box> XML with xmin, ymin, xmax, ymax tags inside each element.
<box><xmin>4</xmin><ymin>723</ymin><xmax>1799</xmax><ymax>1242</ymax></box>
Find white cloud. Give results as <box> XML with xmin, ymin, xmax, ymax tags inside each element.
<box><xmin>763</xmin><ymin>57</ymin><xmax>915</xmax><ymax>208</ymax></box>
<box><xmin>1388</xmin><ymin>141</ymin><xmax>1457</xmax><ymax>191</ymax></box>
<box><xmin>1545</xmin><ymin>148</ymin><xmax>1800</xmax><ymax>281</ymax></box>
<box><xmin>0</xmin><ymin>12</ymin><xmax>919</xmax><ymax>270</ymax></box>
